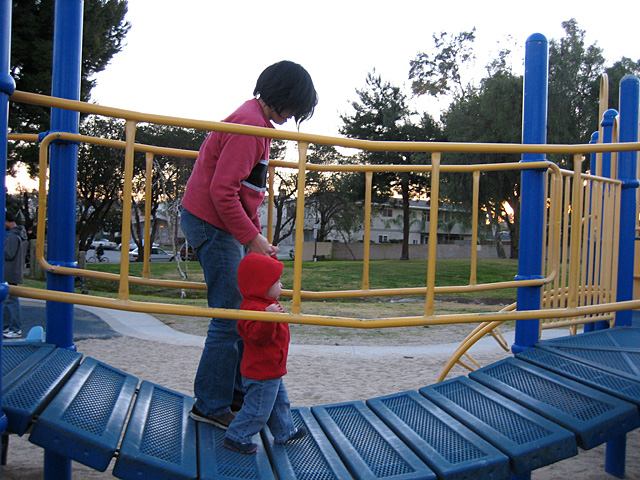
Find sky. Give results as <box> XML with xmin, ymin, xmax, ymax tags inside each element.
<box><xmin>7</xmin><ymin>0</ymin><xmax>640</xmax><ymax>192</ymax></box>
<box><xmin>88</xmin><ymin>0</ymin><xmax>640</xmax><ymax>137</ymax></box>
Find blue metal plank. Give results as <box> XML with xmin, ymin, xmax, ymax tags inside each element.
<box><xmin>113</xmin><ymin>381</ymin><xmax>197</xmax><ymax>480</ymax></box>
<box><xmin>311</xmin><ymin>401</ymin><xmax>436</xmax><ymax>480</ymax></box>
<box><xmin>263</xmin><ymin>407</ymin><xmax>352</xmax><ymax>480</ymax></box>
<box><xmin>28</xmin><ymin>357</ymin><xmax>138</xmax><ymax>472</ymax></box>
<box><xmin>420</xmin><ymin>377</ymin><xmax>577</xmax><ymax>476</ymax></box>
<box><xmin>367</xmin><ymin>390</ymin><xmax>510</xmax><ymax>480</ymax></box>
<box><xmin>198</xmin><ymin>421</ymin><xmax>274</xmax><ymax>480</ymax></box>
<box><xmin>536</xmin><ymin>343</ymin><xmax>640</xmax><ymax>379</ymax></box>
<box><xmin>2</xmin><ymin>343</ymin><xmax>56</xmax><ymax>393</ymax></box>
<box><xmin>2</xmin><ymin>347</ymin><xmax>82</xmax><ymax>435</ymax></box>
<box><xmin>517</xmin><ymin>347</ymin><xmax>640</xmax><ymax>406</ymax></box>
<box><xmin>470</xmin><ymin>358</ymin><xmax>640</xmax><ymax>450</ymax></box>
<box><xmin>542</xmin><ymin>326</ymin><xmax>640</xmax><ymax>350</ymax></box>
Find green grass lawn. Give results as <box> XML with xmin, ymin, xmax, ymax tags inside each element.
<box><xmin>25</xmin><ymin>258</ymin><xmax>518</xmax><ymax>305</ymax></box>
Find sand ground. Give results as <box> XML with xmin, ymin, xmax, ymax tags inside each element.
<box><xmin>2</xmin><ymin>321</ymin><xmax>639</xmax><ymax>479</ymax></box>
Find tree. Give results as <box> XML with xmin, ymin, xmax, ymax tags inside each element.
<box><xmin>76</xmin><ymin>117</ymin><xmax>127</xmax><ymax>251</ymax></box>
<box><xmin>268</xmin><ymin>140</ymin><xmax>298</xmax><ymax>247</ymax></box>
<box><xmin>546</xmin><ymin>19</ymin><xmax>605</xmax><ymax>167</ymax></box>
<box><xmin>341</xmin><ymin>73</ymin><xmax>440</xmax><ymax>260</ymax></box>
<box><xmin>9</xmin><ymin>0</ymin><xmax>130</xmax><ymax>174</ymax></box>
<box><xmin>305</xmin><ymin>144</ymin><xmax>352</xmax><ymax>242</ymax></box>
<box><xmin>441</xmin><ymin>70</ymin><xmax>523</xmax><ymax>259</ymax></box>
<box><xmin>411</xmin><ymin>21</ymin><xmax>640</xmax><ymax>259</ymax></box>
<box><xmin>547</xmin><ymin>19</ymin><xmax>640</xmax><ymax>169</ymax></box>
<box><xmin>131</xmin><ymin>124</ymin><xmax>207</xmax><ymax>258</ymax></box>
<box><xmin>409</xmin><ymin>30</ymin><xmax>476</xmax><ymax>100</ymax></box>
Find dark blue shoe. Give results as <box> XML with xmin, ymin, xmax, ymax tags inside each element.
<box><xmin>276</xmin><ymin>427</ymin><xmax>308</xmax><ymax>444</ymax></box>
<box><xmin>223</xmin><ymin>437</ymin><xmax>257</xmax><ymax>454</ymax></box>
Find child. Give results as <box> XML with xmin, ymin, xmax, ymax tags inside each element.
<box><xmin>223</xmin><ymin>253</ymin><xmax>306</xmax><ymax>454</ymax></box>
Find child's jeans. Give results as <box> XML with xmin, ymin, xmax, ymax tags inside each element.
<box><xmin>225</xmin><ymin>376</ymin><xmax>296</xmax><ymax>444</ymax></box>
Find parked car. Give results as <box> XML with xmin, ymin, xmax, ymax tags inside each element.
<box><xmin>129</xmin><ymin>247</ymin><xmax>175</xmax><ymax>262</ymax></box>
<box><xmin>90</xmin><ymin>238</ymin><xmax>117</xmax><ymax>250</ymax></box>
<box><xmin>276</xmin><ymin>248</ymin><xmax>294</xmax><ymax>260</ymax></box>
<box><xmin>179</xmin><ymin>243</ymin><xmax>197</xmax><ymax>261</ymax></box>
<box><xmin>117</xmin><ymin>240</ymin><xmax>159</xmax><ymax>251</ymax></box>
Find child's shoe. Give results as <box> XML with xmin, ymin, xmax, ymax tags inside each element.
<box><xmin>223</xmin><ymin>437</ymin><xmax>258</xmax><ymax>454</ymax></box>
<box><xmin>276</xmin><ymin>427</ymin><xmax>308</xmax><ymax>444</ymax></box>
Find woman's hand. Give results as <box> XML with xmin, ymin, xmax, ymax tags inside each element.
<box><xmin>247</xmin><ymin>234</ymin><xmax>279</xmax><ymax>257</ymax></box>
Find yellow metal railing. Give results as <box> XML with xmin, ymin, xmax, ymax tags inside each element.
<box><xmin>8</xmin><ymin>90</ymin><xmax>640</xmax><ymax>333</ymax></box>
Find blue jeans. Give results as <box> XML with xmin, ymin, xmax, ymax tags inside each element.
<box><xmin>181</xmin><ymin>208</ymin><xmax>245</xmax><ymax>417</ymax></box>
<box><xmin>3</xmin><ymin>292</ymin><xmax>22</xmax><ymax>332</ymax></box>
<box><xmin>226</xmin><ymin>376</ymin><xmax>296</xmax><ymax>444</ymax></box>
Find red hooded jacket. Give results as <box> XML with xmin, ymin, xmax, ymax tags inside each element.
<box><xmin>237</xmin><ymin>253</ymin><xmax>288</xmax><ymax>380</ymax></box>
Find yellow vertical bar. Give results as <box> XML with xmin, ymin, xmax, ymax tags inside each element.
<box><xmin>267</xmin><ymin>165</ymin><xmax>275</xmax><ymax>244</ymax></box>
<box><xmin>579</xmin><ymin>176</ymin><xmax>590</xmax><ymax>309</ymax></box>
<box><xmin>362</xmin><ymin>171</ymin><xmax>373</xmax><ymax>291</ymax></box>
<box><xmin>469</xmin><ymin>170</ymin><xmax>480</xmax><ymax>286</ymax></box>
<box><xmin>542</xmin><ymin>171</ymin><xmax>552</xmax><ymax>311</ymax></box>
<box><xmin>591</xmin><ymin>180</ymin><xmax>604</xmax><ymax>308</ymax></box>
<box><xmin>118</xmin><ymin>120</ymin><xmax>137</xmax><ymax>300</ymax></box>
<box><xmin>425</xmin><ymin>152</ymin><xmax>441</xmax><ymax>316</ymax></box>
<box><xmin>567</xmin><ymin>154</ymin><xmax>584</xmax><ymax>311</ymax></box>
<box><xmin>142</xmin><ymin>152</ymin><xmax>154</xmax><ymax>280</ymax></box>
<box><xmin>609</xmin><ymin>183</ymin><xmax>621</xmax><ymax>306</ymax></box>
<box><xmin>290</xmin><ymin>141</ymin><xmax>309</xmax><ymax>315</ymax></box>
<box><xmin>600</xmin><ymin>183</ymin><xmax>613</xmax><ymax>303</ymax></box>
<box><xmin>560</xmin><ymin>175</ymin><xmax>572</xmax><ymax>307</ymax></box>
<box><xmin>548</xmin><ymin>168</ymin><xmax>563</xmax><ymax>311</ymax></box>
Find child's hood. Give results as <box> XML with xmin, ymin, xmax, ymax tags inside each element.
<box><xmin>238</xmin><ymin>253</ymin><xmax>284</xmax><ymax>300</ymax></box>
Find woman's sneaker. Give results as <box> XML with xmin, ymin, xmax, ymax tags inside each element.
<box><xmin>223</xmin><ymin>437</ymin><xmax>257</xmax><ymax>454</ymax></box>
<box><xmin>188</xmin><ymin>406</ymin><xmax>235</xmax><ymax>430</ymax></box>
<box><xmin>3</xmin><ymin>330</ymin><xmax>22</xmax><ymax>339</ymax></box>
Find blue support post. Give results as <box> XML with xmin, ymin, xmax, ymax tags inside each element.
<box><xmin>614</xmin><ymin>75</ymin><xmax>639</xmax><ymax>327</ymax></box>
<box><xmin>0</xmin><ymin>0</ymin><xmax>16</xmax><ymax>449</ymax></box>
<box><xmin>44</xmin><ymin>1</ymin><xmax>84</xmax><ymax>479</ymax></box>
<box><xmin>512</xmin><ymin>33</ymin><xmax>548</xmax><ymax>354</ymax></box>
<box><xmin>585</xmin><ymin>111</ymin><xmax>619</xmax><ymax>333</ymax></box>
<box><xmin>600</xmin><ymin>110</ymin><xmax>618</xmax><ymax>178</ymax></box>
<box><xmin>46</xmin><ymin>0</ymin><xmax>83</xmax><ymax>349</ymax></box>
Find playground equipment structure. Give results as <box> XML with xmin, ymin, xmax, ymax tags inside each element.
<box><xmin>2</xmin><ymin>2</ymin><xmax>640</xmax><ymax>479</ymax></box>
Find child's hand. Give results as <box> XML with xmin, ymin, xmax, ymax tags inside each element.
<box><xmin>265</xmin><ymin>303</ymin><xmax>285</xmax><ymax>314</ymax></box>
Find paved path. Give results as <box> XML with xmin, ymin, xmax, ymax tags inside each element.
<box><xmin>15</xmin><ymin>299</ymin><xmax>576</xmax><ymax>357</ymax></box>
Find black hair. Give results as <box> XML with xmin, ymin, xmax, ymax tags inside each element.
<box><xmin>254</xmin><ymin>60</ymin><xmax>318</xmax><ymax>126</ymax></box>
<box><xmin>6</xmin><ymin>211</ymin><xmax>15</xmax><ymax>223</ymax></box>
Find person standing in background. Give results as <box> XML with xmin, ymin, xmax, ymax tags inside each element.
<box><xmin>4</xmin><ymin>211</ymin><xmax>27</xmax><ymax>339</ymax></box>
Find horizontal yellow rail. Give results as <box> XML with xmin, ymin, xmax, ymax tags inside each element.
<box><xmin>11</xmin><ymin>90</ymin><xmax>640</xmax><ymax>155</ymax></box>
<box><xmin>12</xmin><ymin>284</ymin><xmax>640</xmax><ymax>328</ymax></box>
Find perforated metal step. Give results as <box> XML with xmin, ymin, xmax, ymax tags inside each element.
<box><xmin>263</xmin><ymin>407</ymin><xmax>351</xmax><ymax>480</ymax></box>
<box><xmin>517</xmin><ymin>347</ymin><xmax>640</xmax><ymax>406</ymax></box>
<box><xmin>312</xmin><ymin>400</ymin><xmax>436</xmax><ymax>480</ymax></box>
<box><xmin>29</xmin><ymin>357</ymin><xmax>138</xmax><ymax>472</ymax></box>
<box><xmin>2</xmin><ymin>344</ymin><xmax>81</xmax><ymax>435</ymax></box>
<box><xmin>420</xmin><ymin>377</ymin><xmax>577</xmax><ymax>476</ymax></box>
<box><xmin>543</xmin><ymin>326</ymin><xmax>640</xmax><ymax>350</ymax></box>
<box><xmin>367</xmin><ymin>390</ymin><xmax>510</xmax><ymax>480</ymax></box>
<box><xmin>470</xmin><ymin>358</ymin><xmax>640</xmax><ymax>450</ymax></box>
<box><xmin>113</xmin><ymin>381</ymin><xmax>197</xmax><ymax>480</ymax></box>
<box><xmin>537</xmin><ymin>343</ymin><xmax>640</xmax><ymax>380</ymax></box>
<box><xmin>198</xmin><ymin>419</ymin><xmax>274</xmax><ymax>480</ymax></box>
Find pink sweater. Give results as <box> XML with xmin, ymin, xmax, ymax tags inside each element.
<box><xmin>182</xmin><ymin>99</ymin><xmax>274</xmax><ymax>245</ymax></box>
